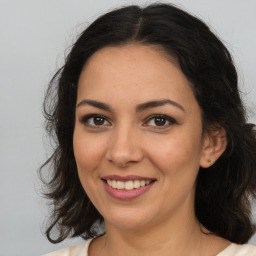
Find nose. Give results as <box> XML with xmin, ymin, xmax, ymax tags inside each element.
<box><xmin>106</xmin><ymin>125</ymin><xmax>144</xmax><ymax>168</ymax></box>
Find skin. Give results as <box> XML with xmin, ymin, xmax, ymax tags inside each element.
<box><xmin>73</xmin><ymin>44</ymin><xmax>229</xmax><ymax>256</ymax></box>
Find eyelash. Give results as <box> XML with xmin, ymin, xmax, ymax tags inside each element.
<box><xmin>144</xmin><ymin>114</ymin><xmax>177</xmax><ymax>129</ymax></box>
<box><xmin>79</xmin><ymin>114</ymin><xmax>177</xmax><ymax>129</ymax></box>
<box><xmin>80</xmin><ymin>114</ymin><xmax>110</xmax><ymax>128</ymax></box>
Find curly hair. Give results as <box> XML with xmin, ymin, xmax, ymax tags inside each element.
<box><xmin>40</xmin><ymin>3</ymin><xmax>256</xmax><ymax>244</ymax></box>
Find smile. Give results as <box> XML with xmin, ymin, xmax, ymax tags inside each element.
<box><xmin>101</xmin><ymin>175</ymin><xmax>156</xmax><ymax>200</ymax></box>
<box><xmin>105</xmin><ymin>179</ymin><xmax>152</xmax><ymax>190</ymax></box>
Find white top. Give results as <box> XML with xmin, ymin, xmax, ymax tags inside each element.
<box><xmin>43</xmin><ymin>239</ymin><xmax>256</xmax><ymax>256</ymax></box>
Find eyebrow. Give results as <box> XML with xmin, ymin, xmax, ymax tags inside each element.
<box><xmin>76</xmin><ymin>99</ymin><xmax>185</xmax><ymax>113</ymax></box>
<box><xmin>77</xmin><ymin>99</ymin><xmax>113</xmax><ymax>112</ymax></box>
<box><xmin>136</xmin><ymin>99</ymin><xmax>185</xmax><ymax>112</ymax></box>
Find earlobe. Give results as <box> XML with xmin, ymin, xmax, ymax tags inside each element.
<box><xmin>200</xmin><ymin>127</ymin><xmax>227</xmax><ymax>168</ymax></box>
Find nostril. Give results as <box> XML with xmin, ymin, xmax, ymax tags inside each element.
<box><xmin>105</xmin><ymin>138</ymin><xmax>144</xmax><ymax>167</ymax></box>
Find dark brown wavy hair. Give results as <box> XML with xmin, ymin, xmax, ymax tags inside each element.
<box><xmin>40</xmin><ymin>3</ymin><xmax>256</xmax><ymax>244</ymax></box>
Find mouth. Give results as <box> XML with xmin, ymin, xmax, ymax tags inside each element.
<box><xmin>101</xmin><ymin>179</ymin><xmax>155</xmax><ymax>190</ymax></box>
<box><xmin>101</xmin><ymin>175</ymin><xmax>156</xmax><ymax>200</ymax></box>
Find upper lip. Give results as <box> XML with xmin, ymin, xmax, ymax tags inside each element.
<box><xmin>101</xmin><ymin>175</ymin><xmax>156</xmax><ymax>182</ymax></box>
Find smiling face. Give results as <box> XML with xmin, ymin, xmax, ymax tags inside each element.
<box><xmin>73</xmin><ymin>44</ymin><xmax>212</xmax><ymax>231</ymax></box>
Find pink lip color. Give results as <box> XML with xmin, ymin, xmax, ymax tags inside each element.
<box><xmin>102</xmin><ymin>179</ymin><xmax>155</xmax><ymax>200</ymax></box>
<box><xmin>102</xmin><ymin>175</ymin><xmax>154</xmax><ymax>182</ymax></box>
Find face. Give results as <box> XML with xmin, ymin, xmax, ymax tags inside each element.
<box><xmin>73</xmin><ymin>44</ymin><xmax>210</xmax><ymax>231</ymax></box>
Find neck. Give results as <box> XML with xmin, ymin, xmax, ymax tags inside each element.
<box><xmin>95</xmin><ymin>210</ymin><xmax>203</xmax><ymax>256</ymax></box>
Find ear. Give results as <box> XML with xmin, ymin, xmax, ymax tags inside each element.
<box><xmin>200</xmin><ymin>127</ymin><xmax>227</xmax><ymax>168</ymax></box>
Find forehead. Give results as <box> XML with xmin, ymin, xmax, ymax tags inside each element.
<box><xmin>81</xmin><ymin>43</ymin><xmax>178</xmax><ymax>79</ymax></box>
<box><xmin>77</xmin><ymin>44</ymin><xmax>196</xmax><ymax>111</ymax></box>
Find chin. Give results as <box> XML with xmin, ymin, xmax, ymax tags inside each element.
<box><xmin>104</xmin><ymin>208</ymin><xmax>154</xmax><ymax>231</ymax></box>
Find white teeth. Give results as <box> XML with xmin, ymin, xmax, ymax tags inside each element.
<box><xmin>116</xmin><ymin>181</ymin><xmax>125</xmax><ymax>189</ymax></box>
<box><xmin>106</xmin><ymin>179</ymin><xmax>153</xmax><ymax>190</ymax></box>
<box><xmin>125</xmin><ymin>181</ymin><xmax>134</xmax><ymax>190</ymax></box>
<box><xmin>134</xmin><ymin>180</ymin><xmax>140</xmax><ymax>188</ymax></box>
<box><xmin>112</xmin><ymin>180</ymin><xmax>117</xmax><ymax>189</ymax></box>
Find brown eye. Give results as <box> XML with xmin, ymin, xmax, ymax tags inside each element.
<box><xmin>80</xmin><ymin>114</ymin><xmax>111</xmax><ymax>128</ymax></box>
<box><xmin>144</xmin><ymin>114</ymin><xmax>176</xmax><ymax>129</ymax></box>
<box><xmin>154</xmin><ymin>117</ymin><xmax>166</xmax><ymax>126</ymax></box>
<box><xmin>93</xmin><ymin>117</ymin><xmax>105</xmax><ymax>125</ymax></box>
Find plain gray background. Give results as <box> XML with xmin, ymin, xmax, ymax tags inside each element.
<box><xmin>0</xmin><ymin>0</ymin><xmax>255</xmax><ymax>255</ymax></box>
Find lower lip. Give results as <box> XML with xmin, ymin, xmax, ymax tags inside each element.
<box><xmin>102</xmin><ymin>181</ymin><xmax>155</xmax><ymax>200</ymax></box>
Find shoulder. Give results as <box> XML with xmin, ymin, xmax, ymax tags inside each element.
<box><xmin>217</xmin><ymin>243</ymin><xmax>256</xmax><ymax>256</ymax></box>
<box><xmin>42</xmin><ymin>239</ymin><xmax>92</xmax><ymax>256</ymax></box>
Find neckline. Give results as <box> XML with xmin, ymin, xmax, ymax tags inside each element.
<box><xmin>86</xmin><ymin>239</ymin><xmax>237</xmax><ymax>255</ymax></box>
<box><xmin>216</xmin><ymin>243</ymin><xmax>238</xmax><ymax>255</ymax></box>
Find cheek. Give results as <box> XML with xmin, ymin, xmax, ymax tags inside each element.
<box><xmin>73</xmin><ymin>128</ymin><xmax>107</xmax><ymax>202</ymax></box>
<box><xmin>148</xmin><ymin>133</ymin><xmax>203</xmax><ymax>206</ymax></box>
<box><xmin>73</xmin><ymin>128</ymin><xmax>106</xmax><ymax>173</ymax></box>
<box><xmin>147</xmin><ymin>131</ymin><xmax>203</xmax><ymax>175</ymax></box>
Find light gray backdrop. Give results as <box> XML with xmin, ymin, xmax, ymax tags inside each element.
<box><xmin>0</xmin><ymin>0</ymin><xmax>255</xmax><ymax>255</ymax></box>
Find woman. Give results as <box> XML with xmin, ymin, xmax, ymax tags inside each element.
<box><xmin>41</xmin><ymin>3</ymin><xmax>256</xmax><ymax>256</ymax></box>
